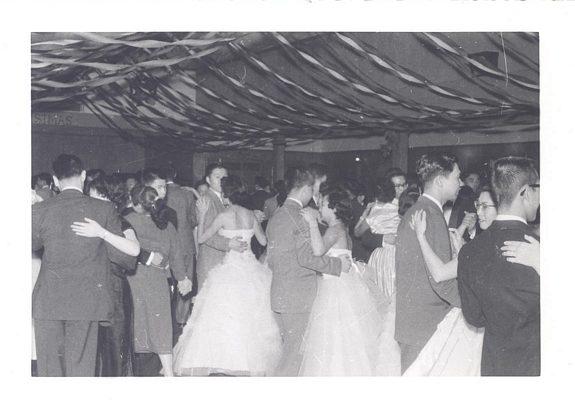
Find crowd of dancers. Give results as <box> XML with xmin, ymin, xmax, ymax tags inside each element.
<box><xmin>31</xmin><ymin>152</ymin><xmax>540</xmax><ymax>377</ymax></box>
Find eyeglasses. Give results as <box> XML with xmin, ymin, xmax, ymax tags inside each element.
<box><xmin>394</xmin><ymin>183</ymin><xmax>407</xmax><ymax>188</ymax></box>
<box><xmin>529</xmin><ymin>184</ymin><xmax>540</xmax><ymax>189</ymax></box>
<box><xmin>474</xmin><ymin>201</ymin><xmax>497</xmax><ymax>211</ymax></box>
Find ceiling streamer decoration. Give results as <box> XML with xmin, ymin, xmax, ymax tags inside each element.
<box><xmin>31</xmin><ymin>32</ymin><xmax>539</xmax><ymax>151</ymax></box>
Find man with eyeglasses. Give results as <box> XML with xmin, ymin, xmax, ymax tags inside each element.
<box><xmin>458</xmin><ymin>156</ymin><xmax>540</xmax><ymax>376</ymax></box>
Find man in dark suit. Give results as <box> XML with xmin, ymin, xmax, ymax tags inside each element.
<box><xmin>32</xmin><ymin>154</ymin><xmax>136</xmax><ymax>376</ymax></box>
<box><xmin>164</xmin><ymin>166</ymin><xmax>197</xmax><ymax>326</ymax></box>
<box><xmin>395</xmin><ymin>153</ymin><xmax>463</xmax><ymax>373</ymax></box>
<box><xmin>458</xmin><ymin>157</ymin><xmax>540</xmax><ymax>376</ymax></box>
<box><xmin>266</xmin><ymin>167</ymin><xmax>351</xmax><ymax>376</ymax></box>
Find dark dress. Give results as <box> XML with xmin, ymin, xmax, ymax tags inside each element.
<box><xmin>96</xmin><ymin>218</ymin><xmax>136</xmax><ymax>376</ymax></box>
<box><xmin>124</xmin><ymin>212</ymin><xmax>185</xmax><ymax>355</ymax></box>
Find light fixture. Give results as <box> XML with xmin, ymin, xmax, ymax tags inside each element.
<box><xmin>355</xmin><ymin>156</ymin><xmax>361</xmax><ymax>162</ymax></box>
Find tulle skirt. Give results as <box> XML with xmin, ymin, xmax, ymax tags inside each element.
<box><xmin>298</xmin><ymin>266</ymin><xmax>387</xmax><ymax>376</ymax></box>
<box><xmin>172</xmin><ymin>251</ymin><xmax>281</xmax><ymax>376</ymax></box>
<box><xmin>403</xmin><ymin>307</ymin><xmax>484</xmax><ymax>376</ymax></box>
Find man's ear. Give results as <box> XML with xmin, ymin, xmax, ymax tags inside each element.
<box><xmin>433</xmin><ymin>174</ymin><xmax>444</xmax><ymax>189</ymax></box>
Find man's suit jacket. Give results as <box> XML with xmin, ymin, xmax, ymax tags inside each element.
<box><xmin>167</xmin><ymin>182</ymin><xmax>197</xmax><ymax>278</ymax></box>
<box><xmin>32</xmin><ymin>189</ymin><xmax>136</xmax><ymax>322</ymax></box>
<box><xmin>458</xmin><ymin>220</ymin><xmax>540</xmax><ymax>376</ymax></box>
<box><xmin>395</xmin><ymin>195</ymin><xmax>460</xmax><ymax>347</ymax></box>
<box><xmin>196</xmin><ymin>188</ymin><xmax>230</xmax><ymax>289</ymax></box>
<box><xmin>266</xmin><ymin>199</ymin><xmax>342</xmax><ymax>314</ymax></box>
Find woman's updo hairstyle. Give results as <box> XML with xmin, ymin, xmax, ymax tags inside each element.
<box><xmin>320</xmin><ymin>183</ymin><xmax>353</xmax><ymax>227</ymax></box>
<box><xmin>130</xmin><ymin>184</ymin><xmax>168</xmax><ymax>229</ymax></box>
<box><xmin>221</xmin><ymin>175</ymin><xmax>250</xmax><ymax>208</ymax></box>
<box><xmin>374</xmin><ymin>177</ymin><xmax>396</xmax><ymax>204</ymax></box>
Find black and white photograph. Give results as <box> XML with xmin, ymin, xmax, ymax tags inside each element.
<box><xmin>3</xmin><ymin>0</ymin><xmax>575</xmax><ymax>399</ymax></box>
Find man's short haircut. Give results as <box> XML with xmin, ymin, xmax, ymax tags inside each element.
<box><xmin>285</xmin><ymin>167</ymin><xmax>314</xmax><ymax>193</ymax></box>
<box><xmin>52</xmin><ymin>154</ymin><xmax>84</xmax><ymax>180</ymax></box>
<box><xmin>308</xmin><ymin>163</ymin><xmax>328</xmax><ymax>180</ymax></box>
<box><xmin>384</xmin><ymin>167</ymin><xmax>405</xmax><ymax>183</ymax></box>
<box><xmin>163</xmin><ymin>164</ymin><xmax>177</xmax><ymax>181</ymax></box>
<box><xmin>490</xmin><ymin>156</ymin><xmax>539</xmax><ymax>206</ymax></box>
<box><xmin>141</xmin><ymin>169</ymin><xmax>165</xmax><ymax>186</ymax></box>
<box><xmin>205</xmin><ymin>163</ymin><xmax>226</xmax><ymax>178</ymax></box>
<box><xmin>416</xmin><ymin>152</ymin><xmax>458</xmax><ymax>186</ymax></box>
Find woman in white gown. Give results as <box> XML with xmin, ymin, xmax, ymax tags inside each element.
<box><xmin>172</xmin><ymin>176</ymin><xmax>281</xmax><ymax>376</ymax></box>
<box><xmin>297</xmin><ymin>184</ymin><xmax>395</xmax><ymax>376</ymax></box>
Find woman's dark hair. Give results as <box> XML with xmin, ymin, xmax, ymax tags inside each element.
<box><xmin>221</xmin><ymin>175</ymin><xmax>250</xmax><ymax>208</ymax></box>
<box><xmin>398</xmin><ymin>189</ymin><xmax>420</xmax><ymax>217</ymax></box>
<box><xmin>130</xmin><ymin>184</ymin><xmax>168</xmax><ymax>229</ymax></box>
<box><xmin>85</xmin><ymin>175</ymin><xmax>109</xmax><ymax>199</ymax></box>
<box><xmin>107</xmin><ymin>173</ymin><xmax>130</xmax><ymax>212</ymax></box>
<box><xmin>374</xmin><ymin>178</ymin><xmax>396</xmax><ymax>204</ymax></box>
<box><xmin>320</xmin><ymin>184</ymin><xmax>353</xmax><ymax>227</ymax></box>
<box><xmin>477</xmin><ymin>186</ymin><xmax>498</xmax><ymax>208</ymax></box>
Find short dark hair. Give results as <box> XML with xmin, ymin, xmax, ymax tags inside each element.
<box><xmin>308</xmin><ymin>163</ymin><xmax>328</xmax><ymax>180</ymax></box>
<box><xmin>416</xmin><ymin>153</ymin><xmax>458</xmax><ymax>186</ymax></box>
<box><xmin>254</xmin><ymin>176</ymin><xmax>270</xmax><ymax>189</ymax></box>
<box><xmin>163</xmin><ymin>164</ymin><xmax>177</xmax><ymax>181</ymax></box>
<box><xmin>221</xmin><ymin>175</ymin><xmax>250</xmax><ymax>207</ymax></box>
<box><xmin>490</xmin><ymin>156</ymin><xmax>539</xmax><ymax>206</ymax></box>
<box><xmin>320</xmin><ymin>184</ymin><xmax>353</xmax><ymax>227</ymax></box>
<box><xmin>285</xmin><ymin>167</ymin><xmax>314</xmax><ymax>192</ymax></box>
<box><xmin>36</xmin><ymin>172</ymin><xmax>53</xmax><ymax>187</ymax></box>
<box><xmin>340</xmin><ymin>179</ymin><xmax>365</xmax><ymax>199</ymax></box>
<box><xmin>52</xmin><ymin>154</ymin><xmax>84</xmax><ymax>180</ymax></box>
<box><xmin>374</xmin><ymin>178</ymin><xmax>396</xmax><ymax>204</ymax></box>
<box><xmin>85</xmin><ymin>174</ymin><xmax>109</xmax><ymax>199</ymax></box>
<box><xmin>384</xmin><ymin>167</ymin><xmax>405</xmax><ymax>183</ymax></box>
<box><xmin>205</xmin><ymin>163</ymin><xmax>226</xmax><ymax>178</ymax></box>
<box><xmin>398</xmin><ymin>188</ymin><xmax>421</xmax><ymax>216</ymax></box>
<box><xmin>141</xmin><ymin>169</ymin><xmax>165</xmax><ymax>186</ymax></box>
<box><xmin>477</xmin><ymin>187</ymin><xmax>498</xmax><ymax>208</ymax></box>
<box><xmin>462</xmin><ymin>170</ymin><xmax>480</xmax><ymax>181</ymax></box>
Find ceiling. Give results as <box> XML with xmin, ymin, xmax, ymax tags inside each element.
<box><xmin>31</xmin><ymin>31</ymin><xmax>539</xmax><ymax>151</ymax></box>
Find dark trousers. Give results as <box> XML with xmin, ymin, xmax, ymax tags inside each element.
<box><xmin>96</xmin><ymin>275</ymin><xmax>134</xmax><ymax>376</ymax></box>
<box><xmin>399</xmin><ymin>342</ymin><xmax>424</xmax><ymax>374</ymax></box>
<box><xmin>35</xmin><ymin>319</ymin><xmax>99</xmax><ymax>377</ymax></box>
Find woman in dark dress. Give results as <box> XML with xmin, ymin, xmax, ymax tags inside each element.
<box><xmin>123</xmin><ymin>185</ymin><xmax>188</xmax><ymax>377</ymax></box>
<box><xmin>72</xmin><ymin>174</ymin><xmax>140</xmax><ymax>376</ymax></box>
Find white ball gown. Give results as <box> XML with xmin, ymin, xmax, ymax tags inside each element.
<box><xmin>298</xmin><ymin>248</ymin><xmax>401</xmax><ymax>376</ymax></box>
<box><xmin>172</xmin><ymin>229</ymin><xmax>281</xmax><ymax>376</ymax></box>
<box><xmin>403</xmin><ymin>307</ymin><xmax>484</xmax><ymax>376</ymax></box>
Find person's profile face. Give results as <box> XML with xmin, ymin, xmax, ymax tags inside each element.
<box><xmin>444</xmin><ymin>164</ymin><xmax>463</xmax><ymax>201</ymax></box>
<box><xmin>465</xmin><ymin>173</ymin><xmax>480</xmax><ymax>193</ymax></box>
<box><xmin>207</xmin><ymin>168</ymin><xmax>228</xmax><ymax>193</ymax></box>
<box><xmin>525</xmin><ymin>180</ymin><xmax>540</xmax><ymax>222</ymax></box>
<box><xmin>149</xmin><ymin>178</ymin><xmax>167</xmax><ymax>199</ymax></box>
<box><xmin>319</xmin><ymin>194</ymin><xmax>334</xmax><ymax>222</ymax></box>
<box><xmin>313</xmin><ymin>175</ymin><xmax>327</xmax><ymax>198</ymax></box>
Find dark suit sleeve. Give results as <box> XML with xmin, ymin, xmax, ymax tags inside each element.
<box><xmin>32</xmin><ymin>203</ymin><xmax>43</xmax><ymax>251</ymax></box>
<box><xmin>294</xmin><ymin>220</ymin><xmax>342</xmax><ymax>276</ymax></box>
<box><xmin>167</xmin><ymin>223</ymin><xmax>187</xmax><ymax>281</ymax></box>
<box><xmin>104</xmin><ymin>206</ymin><xmax>136</xmax><ymax>270</ymax></box>
<box><xmin>188</xmin><ymin>192</ymin><xmax>197</xmax><ymax>228</ymax></box>
<box><xmin>457</xmin><ymin>249</ymin><xmax>486</xmax><ymax>327</ymax></box>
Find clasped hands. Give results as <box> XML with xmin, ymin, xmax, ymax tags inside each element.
<box><xmin>177</xmin><ymin>277</ymin><xmax>193</xmax><ymax>296</ymax></box>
